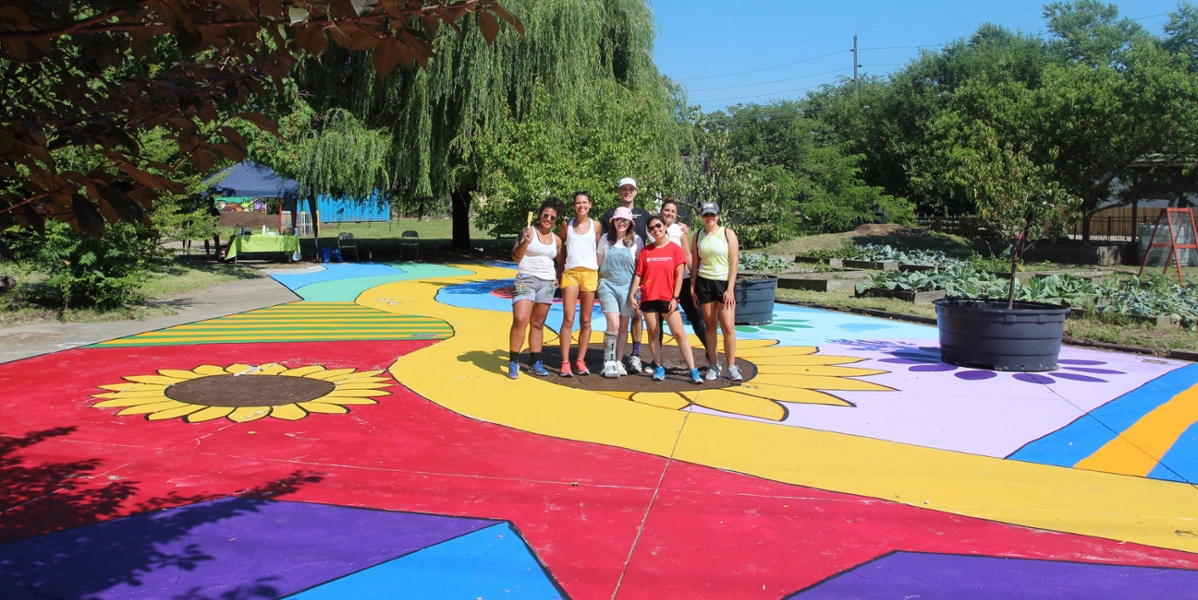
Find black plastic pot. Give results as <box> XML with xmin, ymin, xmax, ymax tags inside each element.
<box><xmin>932</xmin><ymin>298</ymin><xmax>1069</xmax><ymax>372</ymax></box>
<box><xmin>735</xmin><ymin>274</ymin><xmax>778</xmax><ymax>325</ymax></box>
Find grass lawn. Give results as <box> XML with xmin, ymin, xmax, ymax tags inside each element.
<box><xmin>0</xmin><ymin>261</ymin><xmax>259</xmax><ymax>325</ymax></box>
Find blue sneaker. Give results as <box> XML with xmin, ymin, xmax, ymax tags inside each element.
<box><xmin>530</xmin><ymin>361</ymin><xmax>550</xmax><ymax>376</ymax></box>
<box><xmin>507</xmin><ymin>361</ymin><xmax>520</xmax><ymax>379</ymax></box>
<box><xmin>652</xmin><ymin>365</ymin><xmax>666</xmax><ymax>381</ymax></box>
<box><xmin>689</xmin><ymin>368</ymin><xmax>703</xmax><ymax>384</ymax></box>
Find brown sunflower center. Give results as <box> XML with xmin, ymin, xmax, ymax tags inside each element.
<box><xmin>535</xmin><ymin>346</ymin><xmax>756</xmax><ymax>393</ymax></box>
<box><xmin>165</xmin><ymin>374</ymin><xmax>336</xmax><ymax>407</ymax></box>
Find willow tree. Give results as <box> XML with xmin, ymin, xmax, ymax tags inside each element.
<box><xmin>300</xmin><ymin>0</ymin><xmax>685</xmax><ymax>249</ymax></box>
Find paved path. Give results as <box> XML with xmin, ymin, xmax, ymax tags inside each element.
<box><xmin>1</xmin><ymin>261</ymin><xmax>1197</xmax><ymax>599</ymax></box>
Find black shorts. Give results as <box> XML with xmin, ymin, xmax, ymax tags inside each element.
<box><xmin>640</xmin><ymin>299</ymin><xmax>673</xmax><ymax>314</ymax></box>
<box><xmin>695</xmin><ymin>276</ymin><xmax>729</xmax><ymax>305</ymax></box>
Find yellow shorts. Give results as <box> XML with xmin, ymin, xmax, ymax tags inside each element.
<box><xmin>561</xmin><ymin>267</ymin><xmax>599</xmax><ymax>293</ymax></box>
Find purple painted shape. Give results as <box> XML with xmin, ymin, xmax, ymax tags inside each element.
<box><xmin>1014</xmin><ymin>373</ymin><xmax>1056</xmax><ymax>384</ymax></box>
<box><xmin>954</xmin><ymin>370</ymin><xmax>997</xmax><ymax>381</ymax></box>
<box><xmin>0</xmin><ymin>498</ymin><xmax>498</xmax><ymax>600</ymax></box>
<box><xmin>788</xmin><ymin>552</ymin><xmax>1198</xmax><ymax>600</ymax></box>
<box><xmin>1051</xmin><ymin>372</ymin><xmax>1108</xmax><ymax>383</ymax></box>
<box><xmin>910</xmin><ymin>364</ymin><xmax>958</xmax><ymax>372</ymax></box>
<box><xmin>1059</xmin><ymin>359</ymin><xmax>1108</xmax><ymax>365</ymax></box>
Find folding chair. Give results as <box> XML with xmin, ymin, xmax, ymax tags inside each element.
<box><xmin>337</xmin><ymin>232</ymin><xmax>359</xmax><ymax>261</ymax></box>
<box><xmin>400</xmin><ymin>230</ymin><xmax>419</xmax><ymax>260</ymax></box>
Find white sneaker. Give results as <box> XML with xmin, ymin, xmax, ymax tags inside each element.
<box><xmin>603</xmin><ymin>360</ymin><xmax>620</xmax><ymax>379</ymax></box>
<box><xmin>616</xmin><ymin>362</ymin><xmax>628</xmax><ymax>376</ymax></box>
<box><xmin>727</xmin><ymin>364</ymin><xmax>743</xmax><ymax>381</ymax></box>
<box><xmin>627</xmin><ymin>355</ymin><xmax>643</xmax><ymax>374</ymax></box>
<box><xmin>705</xmin><ymin>363</ymin><xmax>721</xmax><ymax>381</ymax></box>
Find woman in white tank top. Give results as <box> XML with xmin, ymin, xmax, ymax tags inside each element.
<box><xmin>556</xmin><ymin>192</ymin><xmax>603</xmax><ymax>377</ymax></box>
<box><xmin>507</xmin><ymin>197</ymin><xmax>565</xmax><ymax>380</ymax></box>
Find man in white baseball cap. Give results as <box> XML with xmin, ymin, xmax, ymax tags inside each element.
<box><xmin>601</xmin><ymin>177</ymin><xmax>653</xmax><ymax>372</ymax></box>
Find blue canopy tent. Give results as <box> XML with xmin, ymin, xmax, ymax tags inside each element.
<box><xmin>205</xmin><ymin>162</ymin><xmax>299</xmax><ymax>199</ymax></box>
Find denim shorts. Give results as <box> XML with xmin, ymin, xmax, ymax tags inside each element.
<box><xmin>597</xmin><ymin>279</ymin><xmax>635</xmax><ymax>317</ymax></box>
<box><xmin>512</xmin><ymin>275</ymin><xmax>556</xmax><ymax>305</ymax></box>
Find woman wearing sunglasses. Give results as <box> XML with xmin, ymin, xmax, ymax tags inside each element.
<box><xmin>596</xmin><ymin>207</ymin><xmax>643</xmax><ymax>378</ymax></box>
<box><xmin>629</xmin><ymin>215</ymin><xmax>703</xmax><ymax>384</ymax></box>
<box><xmin>507</xmin><ymin>197</ymin><xmax>565</xmax><ymax>379</ymax></box>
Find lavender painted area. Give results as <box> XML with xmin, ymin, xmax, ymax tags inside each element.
<box><xmin>788</xmin><ymin>552</ymin><xmax>1198</xmax><ymax>600</ymax></box>
<box><xmin>0</xmin><ymin>498</ymin><xmax>497</xmax><ymax>600</ymax></box>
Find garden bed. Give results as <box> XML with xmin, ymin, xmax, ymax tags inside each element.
<box><xmin>777</xmin><ymin>271</ymin><xmax>868</xmax><ymax>292</ymax></box>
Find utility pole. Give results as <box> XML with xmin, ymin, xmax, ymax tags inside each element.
<box><xmin>852</xmin><ymin>32</ymin><xmax>859</xmax><ymax>95</ymax></box>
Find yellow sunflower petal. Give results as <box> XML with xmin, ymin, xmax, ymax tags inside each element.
<box><xmin>270</xmin><ymin>404</ymin><xmax>308</xmax><ymax>420</ymax></box>
<box><xmin>123</xmin><ymin>375</ymin><xmax>188</xmax><ymax>385</ymax></box>
<box><xmin>157</xmin><ymin>369</ymin><xmax>205</xmax><ymax>380</ymax></box>
<box><xmin>662</xmin><ymin>334</ymin><xmax>707</xmax><ymax>348</ymax></box>
<box><xmin>299</xmin><ymin>402</ymin><xmax>349</xmax><ymax>414</ymax></box>
<box><xmin>147</xmin><ymin>405</ymin><xmax>204</xmax><ymax>421</ymax></box>
<box><xmin>116</xmin><ymin>401</ymin><xmax>189</xmax><ymax>416</ymax></box>
<box><xmin>93</xmin><ymin>390</ymin><xmax>173</xmax><ymax>399</ymax></box>
<box><xmin>630</xmin><ymin>392</ymin><xmax>691</xmax><ymax>410</ymax></box>
<box><xmin>334</xmin><ymin>383</ymin><xmax>393</xmax><ymax>390</ymax></box>
<box><xmin>93</xmin><ymin>396</ymin><xmax>172</xmax><ymax>408</ymax></box>
<box><xmin>752</xmin><ymin>374</ymin><xmax>894</xmax><ymax>392</ymax></box>
<box><xmin>97</xmin><ymin>383</ymin><xmax>140</xmax><ymax>392</ymax></box>
<box><xmin>731</xmin><ymin>383</ymin><xmax>854</xmax><ymax>406</ymax></box>
<box><xmin>596</xmin><ymin>391</ymin><xmax>635</xmax><ymax>400</ymax></box>
<box><xmin>336</xmin><ymin>369</ymin><xmax>383</xmax><ymax>379</ymax></box>
<box><xmin>280</xmin><ymin>366</ymin><xmax>327</xmax><ymax>377</ymax></box>
<box><xmin>755</xmin><ymin>365</ymin><xmax>888</xmax><ymax>377</ymax></box>
<box><xmin>253</xmin><ymin>363</ymin><xmax>288</xmax><ymax>375</ymax></box>
<box><xmin>737</xmin><ymin>346</ymin><xmax>818</xmax><ymax>358</ymax></box>
<box><xmin>746</xmin><ymin>355</ymin><xmax>867</xmax><ymax>366</ymax></box>
<box><xmin>331</xmin><ymin>377</ymin><xmax>392</xmax><ymax>385</ymax></box>
<box><xmin>193</xmin><ymin>365</ymin><xmax>229</xmax><ymax>376</ymax></box>
<box><xmin>225</xmin><ymin>364</ymin><xmax>256</xmax><ymax>375</ymax></box>
<box><xmin>681</xmin><ymin>389</ymin><xmax>787</xmax><ymax>421</ymax></box>
<box><xmin>737</xmin><ymin>339</ymin><xmax>784</xmax><ymax>350</ymax></box>
<box><xmin>319</xmin><ymin>397</ymin><xmax>378</xmax><ymax>405</ymax></box>
<box><xmin>302</xmin><ymin>368</ymin><xmax>357</xmax><ymax>380</ymax></box>
<box><xmin>228</xmin><ymin>407</ymin><xmax>271</xmax><ymax>422</ymax></box>
<box><xmin>324</xmin><ymin>389</ymin><xmax>390</xmax><ymax>397</ymax></box>
<box><xmin>186</xmin><ymin>406</ymin><xmax>235</xmax><ymax>423</ymax></box>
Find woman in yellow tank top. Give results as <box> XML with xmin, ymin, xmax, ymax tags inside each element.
<box><xmin>689</xmin><ymin>202</ymin><xmax>742</xmax><ymax>381</ymax></box>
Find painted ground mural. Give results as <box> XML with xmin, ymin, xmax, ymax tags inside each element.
<box><xmin>2</xmin><ymin>261</ymin><xmax>1198</xmax><ymax>599</ymax></box>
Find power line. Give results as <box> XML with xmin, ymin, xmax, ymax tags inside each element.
<box><xmin>673</xmin><ymin>50</ymin><xmax>847</xmax><ymax>82</ymax></box>
<box><xmin>685</xmin><ymin>68</ymin><xmax>851</xmax><ymax>93</ymax></box>
<box><xmin>858</xmin><ymin>43</ymin><xmax>947</xmax><ymax>51</ymax></box>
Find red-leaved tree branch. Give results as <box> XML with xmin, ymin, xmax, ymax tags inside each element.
<box><xmin>0</xmin><ymin>0</ymin><xmax>521</xmax><ymax>242</ymax></box>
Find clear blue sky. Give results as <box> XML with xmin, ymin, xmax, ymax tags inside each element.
<box><xmin>651</xmin><ymin>0</ymin><xmax>1183</xmax><ymax>111</ymax></box>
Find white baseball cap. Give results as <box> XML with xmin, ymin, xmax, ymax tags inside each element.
<box><xmin>617</xmin><ymin>177</ymin><xmax>637</xmax><ymax>190</ymax></box>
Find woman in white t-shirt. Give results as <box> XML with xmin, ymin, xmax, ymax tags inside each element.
<box><xmin>507</xmin><ymin>197</ymin><xmax>564</xmax><ymax>380</ymax></box>
<box><xmin>556</xmin><ymin>192</ymin><xmax>603</xmax><ymax>378</ymax></box>
<box><xmin>660</xmin><ymin>198</ymin><xmax>706</xmax><ymax>351</ymax></box>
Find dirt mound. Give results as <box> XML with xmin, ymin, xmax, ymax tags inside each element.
<box><xmin>852</xmin><ymin>223</ymin><xmax>916</xmax><ymax>236</ymax></box>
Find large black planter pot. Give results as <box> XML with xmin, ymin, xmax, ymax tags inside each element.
<box><xmin>932</xmin><ymin>298</ymin><xmax>1070</xmax><ymax>372</ymax></box>
<box><xmin>735</xmin><ymin>275</ymin><xmax>778</xmax><ymax>325</ymax></box>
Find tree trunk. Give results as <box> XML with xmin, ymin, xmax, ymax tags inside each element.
<box><xmin>451</xmin><ymin>189</ymin><xmax>472</xmax><ymax>251</ymax></box>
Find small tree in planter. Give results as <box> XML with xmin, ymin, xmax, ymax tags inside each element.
<box><xmin>930</xmin><ymin>135</ymin><xmax>1083</xmax><ymax>372</ymax></box>
<box><xmin>958</xmin><ymin>137</ymin><xmax>1082</xmax><ymax>309</ymax></box>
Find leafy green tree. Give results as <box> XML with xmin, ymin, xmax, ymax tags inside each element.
<box><xmin>947</xmin><ymin>133</ymin><xmax>1080</xmax><ymax>308</ymax></box>
<box><xmin>299</xmin><ymin>0</ymin><xmax>683</xmax><ymax>249</ymax></box>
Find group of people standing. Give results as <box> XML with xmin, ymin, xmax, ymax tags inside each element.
<box><xmin>507</xmin><ymin>177</ymin><xmax>741</xmax><ymax>385</ymax></box>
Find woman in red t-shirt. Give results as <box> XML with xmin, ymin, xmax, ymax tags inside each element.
<box><xmin>630</xmin><ymin>215</ymin><xmax>702</xmax><ymax>384</ymax></box>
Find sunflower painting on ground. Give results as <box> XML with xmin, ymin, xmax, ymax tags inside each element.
<box><xmin>92</xmin><ymin>364</ymin><xmax>394</xmax><ymax>423</ymax></box>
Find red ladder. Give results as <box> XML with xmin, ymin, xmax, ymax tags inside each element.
<box><xmin>1138</xmin><ymin>207</ymin><xmax>1198</xmax><ymax>284</ymax></box>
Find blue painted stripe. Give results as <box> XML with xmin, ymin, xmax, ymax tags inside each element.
<box><xmin>287</xmin><ymin>522</ymin><xmax>563</xmax><ymax>599</ymax></box>
<box><xmin>1010</xmin><ymin>364</ymin><xmax>1198</xmax><ymax>468</ymax></box>
<box><xmin>1150</xmin><ymin>419</ymin><xmax>1198</xmax><ymax>484</ymax></box>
